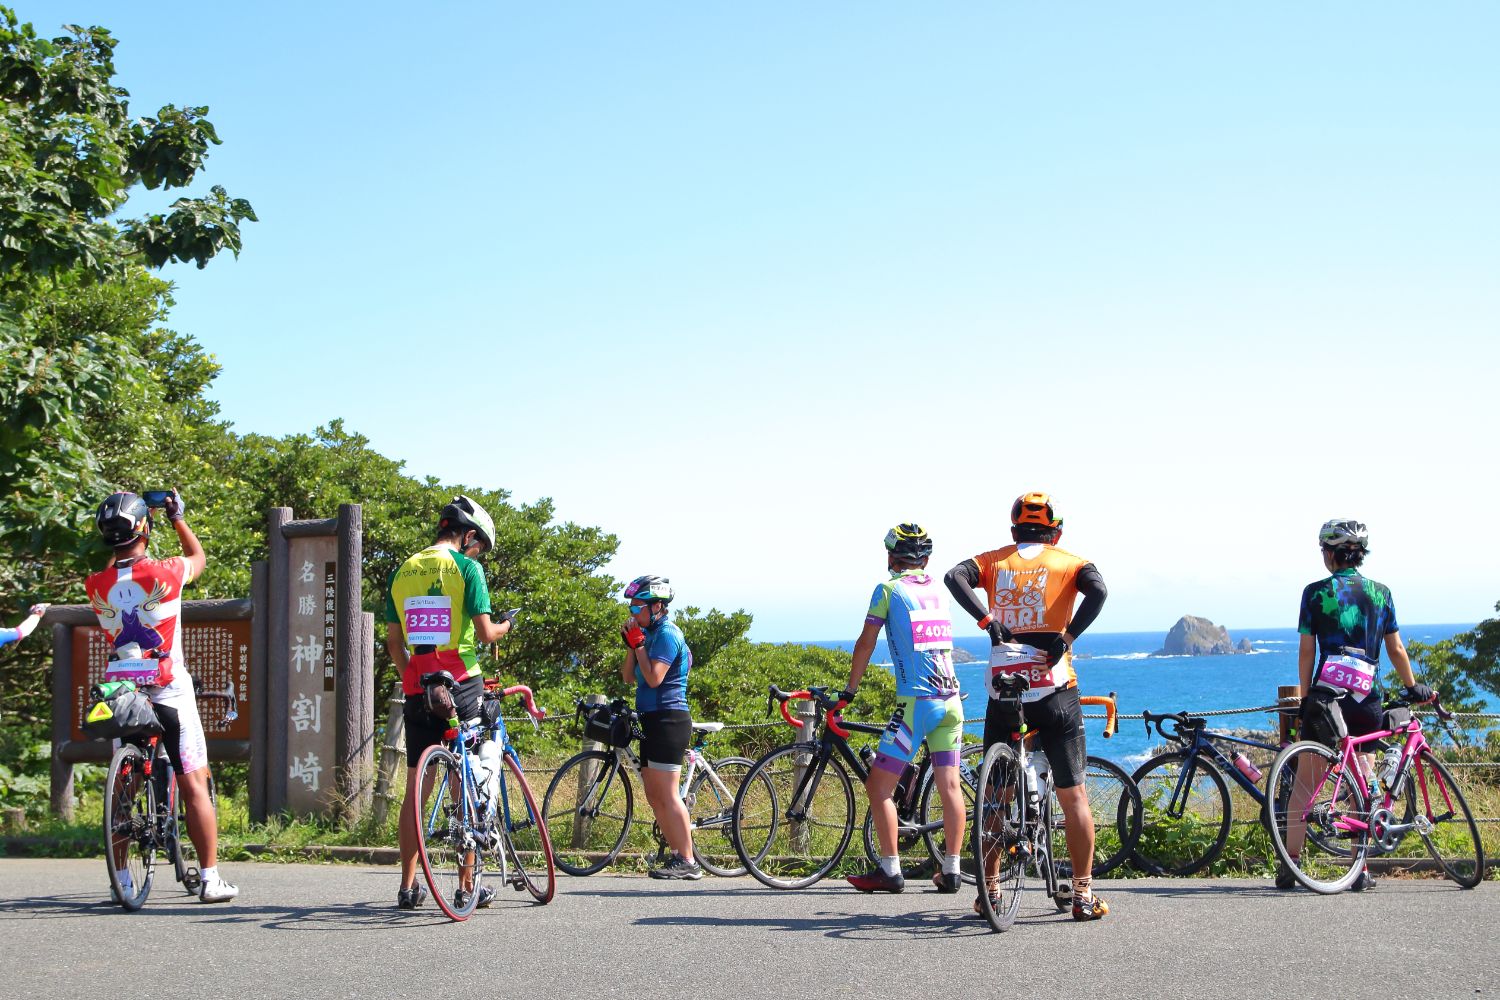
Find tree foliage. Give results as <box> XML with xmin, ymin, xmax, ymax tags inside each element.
<box><xmin>1398</xmin><ymin>601</ymin><xmax>1500</xmax><ymax>720</ymax></box>
<box><xmin>0</xmin><ymin>7</ymin><xmax>255</xmax><ymax>291</ymax></box>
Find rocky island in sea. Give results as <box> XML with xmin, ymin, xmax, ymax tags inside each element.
<box><xmin>1155</xmin><ymin>615</ymin><xmax>1254</xmax><ymax>656</ymax></box>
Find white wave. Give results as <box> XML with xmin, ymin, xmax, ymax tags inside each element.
<box><xmin>1092</xmin><ymin>652</ymin><xmax>1154</xmax><ymax>661</ymax></box>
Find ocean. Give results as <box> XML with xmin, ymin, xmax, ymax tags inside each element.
<box><xmin>807</xmin><ymin>623</ymin><xmax>1482</xmax><ymax>766</ymax></box>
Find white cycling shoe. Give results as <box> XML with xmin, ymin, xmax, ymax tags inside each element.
<box><xmin>199</xmin><ymin>875</ymin><xmax>239</xmax><ymax>903</ymax></box>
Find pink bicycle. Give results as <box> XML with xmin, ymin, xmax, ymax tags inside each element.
<box><xmin>1266</xmin><ymin>690</ymin><xmax>1485</xmax><ymax>893</ymax></box>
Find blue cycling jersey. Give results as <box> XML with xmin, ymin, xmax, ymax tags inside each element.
<box><xmin>0</xmin><ymin>627</ymin><xmax>18</xmax><ymax>648</ymax></box>
<box><xmin>635</xmin><ymin>619</ymin><xmax>692</xmax><ymax>713</ymax></box>
<box><xmin>865</xmin><ymin>569</ymin><xmax>959</xmax><ymax>698</ymax></box>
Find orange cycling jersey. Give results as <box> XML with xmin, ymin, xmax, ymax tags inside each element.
<box><xmin>971</xmin><ymin>543</ymin><xmax>1090</xmax><ymax>689</ymax></box>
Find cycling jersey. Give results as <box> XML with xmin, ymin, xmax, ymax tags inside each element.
<box><xmin>969</xmin><ymin>543</ymin><xmax>1092</xmax><ymax>693</ymax></box>
<box><xmin>0</xmin><ymin>627</ymin><xmax>18</xmax><ymax>648</ymax></box>
<box><xmin>384</xmin><ymin>545</ymin><xmax>492</xmax><ymax>695</ymax></box>
<box><xmin>1298</xmin><ymin>569</ymin><xmax>1399</xmax><ymax>702</ymax></box>
<box><xmin>635</xmin><ymin>619</ymin><xmax>691</xmax><ymax>713</ymax></box>
<box><xmin>85</xmin><ymin>556</ymin><xmax>195</xmax><ymax>687</ymax></box>
<box><xmin>865</xmin><ymin>569</ymin><xmax>959</xmax><ymax>698</ymax></box>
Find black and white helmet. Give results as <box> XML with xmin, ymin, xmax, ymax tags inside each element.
<box><xmin>1318</xmin><ymin>518</ymin><xmax>1369</xmax><ymax>552</ymax></box>
<box><xmin>96</xmin><ymin>492</ymin><xmax>152</xmax><ymax>547</ymax></box>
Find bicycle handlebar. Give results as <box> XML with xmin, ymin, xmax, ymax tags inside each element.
<box><xmin>1140</xmin><ymin>709</ymin><xmax>1204</xmax><ymax>744</ymax></box>
<box><xmin>766</xmin><ymin>684</ymin><xmax>852</xmax><ymax>739</ymax></box>
<box><xmin>1079</xmin><ymin>692</ymin><xmax>1118</xmax><ymax>738</ymax></box>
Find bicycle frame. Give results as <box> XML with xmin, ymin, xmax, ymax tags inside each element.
<box><xmin>1297</xmin><ymin>718</ymin><xmax>1443</xmax><ymax>851</ymax></box>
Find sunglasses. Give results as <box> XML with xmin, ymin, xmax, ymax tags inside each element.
<box><xmin>629</xmin><ymin>603</ymin><xmax>649</xmax><ymax>614</ymax></box>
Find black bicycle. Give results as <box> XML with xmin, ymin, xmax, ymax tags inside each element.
<box><xmin>1130</xmin><ymin>709</ymin><xmax>1286</xmax><ymax>875</ymax></box>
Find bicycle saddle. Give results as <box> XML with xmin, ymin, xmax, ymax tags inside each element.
<box><xmin>691</xmin><ymin>721</ymin><xmax>724</xmax><ymax>733</ymax></box>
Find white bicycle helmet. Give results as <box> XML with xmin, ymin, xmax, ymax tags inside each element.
<box><xmin>439</xmin><ymin>495</ymin><xmax>496</xmax><ymax>553</ymax></box>
<box><xmin>1318</xmin><ymin>518</ymin><xmax>1369</xmax><ymax>552</ymax></box>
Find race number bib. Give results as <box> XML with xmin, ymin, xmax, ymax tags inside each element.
<box><xmin>404</xmin><ymin>596</ymin><xmax>453</xmax><ymax>646</ymax></box>
<box><xmin>988</xmin><ymin>643</ymin><xmax>1055</xmax><ymax>703</ymax></box>
<box><xmin>105</xmin><ymin>657</ymin><xmax>164</xmax><ymax>687</ymax></box>
<box><xmin>1319</xmin><ymin>654</ymin><xmax>1376</xmax><ymax>700</ymax></box>
<box><xmin>908</xmin><ymin>608</ymin><xmax>953</xmax><ymax>651</ymax></box>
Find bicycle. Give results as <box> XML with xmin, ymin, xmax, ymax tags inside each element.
<box><xmin>1130</xmin><ymin>709</ymin><xmax>1288</xmax><ymax>875</ymax></box>
<box><xmin>103</xmin><ymin>678</ymin><xmax>237</xmax><ymax>911</ymax></box>
<box><xmin>412</xmin><ymin>672</ymin><xmax>555</xmax><ymax>920</ymax></box>
<box><xmin>971</xmin><ymin>675</ymin><xmax>1136</xmax><ymax>931</ymax></box>
<box><xmin>1265</xmin><ymin>689</ymin><xmax>1485</xmax><ymax>893</ymax></box>
<box><xmin>541</xmin><ymin>698</ymin><xmax>771</xmax><ymax>877</ymax></box>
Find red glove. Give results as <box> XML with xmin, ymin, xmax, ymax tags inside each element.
<box><xmin>621</xmin><ymin>624</ymin><xmax>646</xmax><ymax>650</ymax></box>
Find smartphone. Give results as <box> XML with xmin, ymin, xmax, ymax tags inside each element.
<box><xmin>498</xmin><ymin>607</ymin><xmax>522</xmax><ymax>624</ymax></box>
<box><xmin>142</xmin><ymin>489</ymin><xmax>174</xmax><ymax>508</ymax></box>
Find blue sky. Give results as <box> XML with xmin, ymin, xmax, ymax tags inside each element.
<box><xmin>33</xmin><ymin>1</ymin><xmax>1500</xmax><ymax>639</ymax></box>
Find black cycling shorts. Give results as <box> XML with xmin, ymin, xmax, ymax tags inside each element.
<box><xmin>983</xmin><ymin>685</ymin><xmax>1088</xmax><ymax>790</ymax></box>
<box><xmin>1301</xmin><ymin>689</ymin><xmax>1384</xmax><ymax>748</ymax></box>
<box><xmin>639</xmin><ymin>709</ymin><xmax>692</xmax><ymax>770</ymax></box>
<box><xmin>404</xmin><ymin>675</ymin><xmax>485</xmax><ymax>766</ymax></box>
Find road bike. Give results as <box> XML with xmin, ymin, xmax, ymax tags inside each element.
<box><xmin>1265</xmin><ymin>690</ymin><xmax>1484</xmax><ymax>893</ymax></box>
<box><xmin>103</xmin><ymin>679</ymin><xmax>236</xmax><ymax>911</ymax></box>
<box><xmin>412</xmin><ymin>673</ymin><xmax>555</xmax><ymax>920</ymax></box>
<box><xmin>541</xmin><ymin>698</ymin><xmax>771</xmax><ymax>876</ymax></box>
<box><xmin>972</xmin><ymin>675</ymin><xmax>1137</xmax><ymax>931</ymax></box>
<box><xmin>1131</xmin><ymin>709</ymin><xmax>1288</xmax><ymax>875</ymax></box>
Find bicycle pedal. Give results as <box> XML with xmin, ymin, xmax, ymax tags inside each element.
<box><xmin>508</xmin><ymin>876</ymin><xmax>526</xmax><ymax>891</ymax></box>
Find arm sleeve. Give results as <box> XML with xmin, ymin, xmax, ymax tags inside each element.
<box><xmin>943</xmin><ymin>560</ymin><xmax>990</xmax><ymax>623</ymax></box>
<box><xmin>647</xmin><ymin>628</ymin><xmax>681</xmax><ymax>666</ymax></box>
<box><xmin>865</xmin><ymin>582</ymin><xmax>892</xmax><ymax>625</ymax></box>
<box><xmin>1296</xmin><ymin>583</ymin><xmax>1315</xmax><ymax>635</ymax></box>
<box><xmin>460</xmin><ymin>559</ymin><xmax>492</xmax><ymax>618</ymax></box>
<box><xmin>1066</xmin><ymin>563</ymin><xmax>1107</xmax><ymax>638</ymax></box>
<box><xmin>382</xmin><ymin>571</ymin><xmax>399</xmax><ymax>623</ymax></box>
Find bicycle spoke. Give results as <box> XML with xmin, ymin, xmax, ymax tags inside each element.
<box><xmin>973</xmin><ymin>743</ymin><xmax>1025</xmax><ymax>932</ymax></box>
<box><xmin>1266</xmin><ymin>741</ymin><xmax>1369</xmax><ymax>893</ymax></box>
<box><xmin>415</xmin><ymin>746</ymin><xmax>482</xmax><ymax>920</ymax></box>
<box><xmin>542</xmin><ymin>751</ymin><xmax>633</xmax><ymax>876</ymax></box>
<box><xmin>732</xmin><ymin>743</ymin><xmax>853</xmax><ymax>889</ymax></box>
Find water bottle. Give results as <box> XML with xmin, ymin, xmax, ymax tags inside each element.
<box><xmin>1231</xmin><ymin>752</ymin><xmax>1262</xmax><ymax>784</ymax></box>
<box><xmin>1379</xmin><ymin>745</ymin><xmax>1403</xmax><ymax>796</ymax></box>
<box><xmin>476</xmin><ymin>738</ymin><xmax>502</xmax><ymax>811</ymax></box>
<box><xmin>1024</xmin><ymin>760</ymin><xmax>1040</xmax><ymax>808</ymax></box>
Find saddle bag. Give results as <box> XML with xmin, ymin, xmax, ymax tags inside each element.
<box><xmin>83</xmin><ymin>681</ymin><xmax>164</xmax><ymax>740</ymax></box>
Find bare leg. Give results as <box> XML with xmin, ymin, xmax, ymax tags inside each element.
<box><xmin>178</xmin><ymin>766</ymin><xmax>218</xmax><ymax>868</ymax></box>
<box><xmin>641</xmin><ymin>767</ymin><xmax>694</xmax><ymax>861</ymax></box>
<box><xmin>864</xmin><ymin>767</ymin><xmax>902</xmax><ymax>859</ymax></box>
<box><xmin>932</xmin><ymin>764</ymin><xmax>966</xmax><ymax>858</ymax></box>
<box><xmin>1054</xmin><ymin>784</ymin><xmax>1095</xmax><ymax>881</ymax></box>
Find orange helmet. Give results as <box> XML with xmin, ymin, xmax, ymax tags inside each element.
<box><xmin>1010</xmin><ymin>492</ymin><xmax>1062</xmax><ymax>531</ymax></box>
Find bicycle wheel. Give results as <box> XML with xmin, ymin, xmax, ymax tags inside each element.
<box><xmin>541</xmin><ymin>750</ymin><xmax>633</xmax><ymax>876</ymax></box>
<box><xmin>973</xmin><ymin>743</ymin><xmax>1026</xmax><ymax>932</ymax></box>
<box><xmin>1265</xmin><ymin>741</ymin><xmax>1369</xmax><ymax>893</ymax></box>
<box><xmin>731</xmin><ymin>742</ymin><xmax>854</xmax><ymax>890</ymax></box>
<box><xmin>689</xmin><ymin>756</ymin><xmax>767</xmax><ymax>877</ymax></box>
<box><xmin>914</xmin><ymin>742</ymin><xmax>985</xmax><ymax>884</ymax></box>
<box><xmin>1131</xmin><ymin>750</ymin><xmax>1231</xmax><ymax>875</ymax></box>
<box><xmin>414</xmin><ymin>745</ymin><xmax>482</xmax><ymax>920</ymax></box>
<box><xmin>499</xmin><ymin>752</ymin><xmax>556</xmax><ymax>902</ymax></box>
<box><xmin>1053</xmin><ymin>755</ymin><xmax>1143</xmax><ymax>877</ymax></box>
<box><xmin>1407</xmin><ymin>750</ymin><xmax>1484</xmax><ymax>888</ymax></box>
<box><xmin>104</xmin><ymin>744</ymin><xmax>156</xmax><ymax>911</ymax></box>
<box><xmin>172</xmin><ymin>771</ymin><xmax>216</xmax><ymax>894</ymax></box>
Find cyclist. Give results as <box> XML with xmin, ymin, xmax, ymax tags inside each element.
<box><xmin>0</xmin><ymin>603</ymin><xmax>49</xmax><ymax>648</ymax></box>
<box><xmin>842</xmin><ymin>524</ymin><xmax>967</xmax><ymax>894</ymax></box>
<box><xmin>386</xmin><ymin>495</ymin><xmax>515</xmax><ymax>910</ymax></box>
<box><xmin>1280</xmin><ymin>518</ymin><xmax>1431</xmax><ymax>892</ymax></box>
<box><xmin>618</xmin><ymin>574</ymin><xmax>700</xmax><ymax>879</ymax></box>
<box><xmin>85</xmin><ymin>490</ymin><xmax>238</xmax><ymax>903</ymax></box>
<box><xmin>945</xmin><ymin>492</ymin><xmax>1109</xmax><ymax>921</ymax></box>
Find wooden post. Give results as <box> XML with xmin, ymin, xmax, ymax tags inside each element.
<box><xmin>335</xmin><ymin>503</ymin><xmax>366</xmax><ymax>820</ymax></box>
<box><xmin>49</xmin><ymin>621</ymin><xmax>74</xmax><ymax>820</ymax></box>
<box><xmin>790</xmin><ymin>699</ymin><xmax>817</xmax><ymax>853</ymax></box>
<box><xmin>572</xmin><ymin>694</ymin><xmax>608</xmax><ymax>849</ymax></box>
<box><xmin>266</xmin><ymin>506</ymin><xmax>292</xmax><ymax>814</ymax></box>
<box><xmin>371</xmin><ymin>681</ymin><xmax>406</xmax><ymax>829</ymax></box>
<box><xmin>1278</xmin><ymin>685</ymin><xmax>1301</xmax><ymax>745</ymax></box>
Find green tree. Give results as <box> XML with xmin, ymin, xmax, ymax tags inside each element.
<box><xmin>1397</xmin><ymin>602</ymin><xmax>1500</xmax><ymax>721</ymax></box>
<box><xmin>0</xmin><ymin>7</ymin><xmax>255</xmax><ymax>292</ymax></box>
<box><xmin>673</xmin><ymin>605</ymin><xmax>753</xmax><ymax>671</ymax></box>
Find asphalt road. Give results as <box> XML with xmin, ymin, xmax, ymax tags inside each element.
<box><xmin>0</xmin><ymin>860</ymin><xmax>1494</xmax><ymax>1000</ymax></box>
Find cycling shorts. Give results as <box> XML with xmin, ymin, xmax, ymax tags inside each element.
<box><xmin>118</xmin><ymin>674</ymin><xmax>207</xmax><ymax>775</ymax></box>
<box><xmin>873</xmin><ymin>695</ymin><xmax>964</xmax><ymax>775</ymax></box>
<box><xmin>639</xmin><ymin>710</ymin><xmax>692</xmax><ymax>771</ymax></box>
<box><xmin>1300</xmin><ymin>688</ymin><xmax>1384</xmax><ymax>748</ymax></box>
<box><xmin>984</xmin><ymin>685</ymin><xmax>1087</xmax><ymax>790</ymax></box>
<box><xmin>403</xmin><ymin>675</ymin><xmax>484</xmax><ymax>766</ymax></box>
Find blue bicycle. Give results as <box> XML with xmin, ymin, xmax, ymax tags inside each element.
<box><xmin>413</xmin><ymin>672</ymin><xmax>555</xmax><ymax>920</ymax></box>
<box><xmin>1130</xmin><ymin>709</ymin><xmax>1285</xmax><ymax>875</ymax></box>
